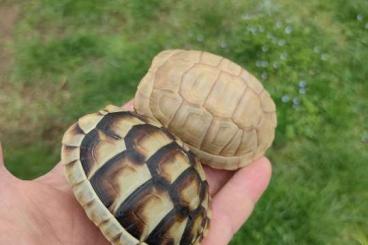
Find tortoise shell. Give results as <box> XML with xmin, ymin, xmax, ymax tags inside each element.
<box><xmin>61</xmin><ymin>105</ymin><xmax>210</xmax><ymax>245</ymax></box>
<box><xmin>134</xmin><ymin>49</ymin><xmax>277</xmax><ymax>170</ymax></box>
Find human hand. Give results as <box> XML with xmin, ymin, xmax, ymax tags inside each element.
<box><xmin>0</xmin><ymin>100</ymin><xmax>271</xmax><ymax>245</ymax></box>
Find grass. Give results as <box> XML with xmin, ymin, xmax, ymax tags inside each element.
<box><xmin>0</xmin><ymin>0</ymin><xmax>367</xmax><ymax>244</ymax></box>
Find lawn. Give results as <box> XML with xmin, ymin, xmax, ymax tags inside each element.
<box><xmin>0</xmin><ymin>0</ymin><xmax>367</xmax><ymax>244</ymax></box>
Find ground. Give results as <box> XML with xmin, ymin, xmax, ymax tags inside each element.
<box><xmin>0</xmin><ymin>0</ymin><xmax>367</xmax><ymax>244</ymax></box>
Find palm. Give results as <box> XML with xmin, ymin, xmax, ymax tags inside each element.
<box><xmin>0</xmin><ymin>163</ymin><xmax>110</xmax><ymax>244</ymax></box>
<box><xmin>0</xmin><ymin>101</ymin><xmax>272</xmax><ymax>245</ymax></box>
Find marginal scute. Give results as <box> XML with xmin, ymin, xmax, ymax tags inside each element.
<box><xmin>218</xmin><ymin>58</ymin><xmax>242</xmax><ymax>75</ymax></box>
<box><xmin>245</xmin><ymin>72</ymin><xmax>264</xmax><ymax>94</ymax></box>
<box><xmin>104</xmin><ymin>105</ymin><xmax>124</xmax><ymax>113</ymax></box>
<box><xmin>99</xmin><ymin>219</ymin><xmax>125</xmax><ymax>244</ymax></box>
<box><xmin>62</xmin><ymin>123</ymin><xmax>85</xmax><ymax>146</ymax></box>
<box><xmin>64</xmin><ymin>160</ymin><xmax>85</xmax><ymax>185</ymax></box>
<box><xmin>73</xmin><ymin>180</ymin><xmax>95</xmax><ymax>206</ymax></box>
<box><xmin>220</xmin><ymin>130</ymin><xmax>243</xmax><ymax>156</ymax></box>
<box><xmin>78</xmin><ymin>113</ymin><xmax>104</xmax><ymax>134</ymax></box>
<box><xmin>135</xmin><ymin>72</ymin><xmax>155</xmax><ymax>110</ymax></box>
<box><xmin>150</xmin><ymin>49</ymin><xmax>183</xmax><ymax>73</ymax></box>
<box><xmin>85</xmin><ymin>199</ymin><xmax>111</xmax><ymax>226</ymax></box>
<box><xmin>256</xmin><ymin>117</ymin><xmax>276</xmax><ymax>154</ymax></box>
<box><xmin>260</xmin><ymin>91</ymin><xmax>277</xmax><ymax>113</ymax></box>
<box><xmin>236</xmin><ymin>129</ymin><xmax>258</xmax><ymax>155</ymax></box>
<box><xmin>200</xmin><ymin>51</ymin><xmax>223</xmax><ymax>67</ymax></box>
<box><xmin>61</xmin><ymin>145</ymin><xmax>80</xmax><ymax>165</ymax></box>
<box><xmin>264</xmin><ymin>111</ymin><xmax>277</xmax><ymax>128</ymax></box>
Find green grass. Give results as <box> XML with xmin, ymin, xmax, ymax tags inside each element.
<box><xmin>0</xmin><ymin>0</ymin><xmax>367</xmax><ymax>244</ymax></box>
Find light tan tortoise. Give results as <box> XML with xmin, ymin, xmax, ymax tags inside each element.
<box><xmin>61</xmin><ymin>105</ymin><xmax>210</xmax><ymax>245</ymax></box>
<box><xmin>135</xmin><ymin>49</ymin><xmax>277</xmax><ymax>170</ymax></box>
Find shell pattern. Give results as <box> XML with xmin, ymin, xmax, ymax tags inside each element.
<box><xmin>61</xmin><ymin>105</ymin><xmax>210</xmax><ymax>245</ymax></box>
<box><xmin>135</xmin><ymin>50</ymin><xmax>277</xmax><ymax>170</ymax></box>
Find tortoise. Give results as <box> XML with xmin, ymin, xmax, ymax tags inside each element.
<box><xmin>135</xmin><ymin>49</ymin><xmax>277</xmax><ymax>170</ymax></box>
<box><xmin>61</xmin><ymin>105</ymin><xmax>210</xmax><ymax>245</ymax></box>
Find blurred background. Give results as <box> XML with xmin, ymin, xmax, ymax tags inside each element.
<box><xmin>0</xmin><ymin>0</ymin><xmax>367</xmax><ymax>244</ymax></box>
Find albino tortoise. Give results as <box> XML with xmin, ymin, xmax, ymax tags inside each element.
<box><xmin>135</xmin><ymin>50</ymin><xmax>277</xmax><ymax>170</ymax></box>
<box><xmin>61</xmin><ymin>105</ymin><xmax>210</xmax><ymax>245</ymax></box>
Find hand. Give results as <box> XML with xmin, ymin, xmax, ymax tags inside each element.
<box><xmin>0</xmin><ymin>100</ymin><xmax>271</xmax><ymax>245</ymax></box>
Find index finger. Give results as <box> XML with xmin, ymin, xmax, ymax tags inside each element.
<box><xmin>202</xmin><ymin>157</ymin><xmax>272</xmax><ymax>245</ymax></box>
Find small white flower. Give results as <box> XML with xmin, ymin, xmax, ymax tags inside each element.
<box><xmin>278</xmin><ymin>39</ymin><xmax>286</xmax><ymax>46</ymax></box>
<box><xmin>280</xmin><ymin>52</ymin><xmax>288</xmax><ymax>60</ymax></box>
<box><xmin>292</xmin><ymin>97</ymin><xmax>300</xmax><ymax>108</ymax></box>
<box><xmin>196</xmin><ymin>35</ymin><xmax>204</xmax><ymax>42</ymax></box>
<box><xmin>357</xmin><ymin>14</ymin><xmax>363</xmax><ymax>21</ymax></box>
<box><xmin>256</xmin><ymin>60</ymin><xmax>269</xmax><ymax>68</ymax></box>
<box><xmin>275</xmin><ymin>20</ymin><xmax>282</xmax><ymax>29</ymax></box>
<box><xmin>241</xmin><ymin>14</ymin><xmax>253</xmax><ymax>20</ymax></box>
<box><xmin>261</xmin><ymin>72</ymin><xmax>268</xmax><ymax>80</ymax></box>
<box><xmin>362</xmin><ymin>132</ymin><xmax>368</xmax><ymax>143</ymax></box>
<box><xmin>313</xmin><ymin>46</ymin><xmax>321</xmax><ymax>53</ymax></box>
<box><xmin>219</xmin><ymin>41</ymin><xmax>228</xmax><ymax>49</ymax></box>
<box><xmin>299</xmin><ymin>80</ymin><xmax>307</xmax><ymax>88</ymax></box>
<box><xmin>281</xmin><ymin>95</ymin><xmax>290</xmax><ymax>103</ymax></box>
<box><xmin>284</xmin><ymin>26</ymin><xmax>293</xmax><ymax>34</ymax></box>
<box><xmin>320</xmin><ymin>53</ymin><xmax>328</xmax><ymax>61</ymax></box>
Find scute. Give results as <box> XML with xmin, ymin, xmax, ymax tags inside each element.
<box><xmin>204</xmin><ymin>72</ymin><xmax>246</xmax><ymax>118</ymax></box>
<box><xmin>167</xmin><ymin>102</ymin><xmax>213</xmax><ymax>149</ymax></box>
<box><xmin>233</xmin><ymin>89</ymin><xmax>263</xmax><ymax>129</ymax></box>
<box><xmin>62</xmin><ymin>105</ymin><xmax>210</xmax><ymax>245</ymax></box>
<box><xmin>200</xmin><ymin>118</ymin><xmax>239</xmax><ymax>155</ymax></box>
<box><xmin>180</xmin><ymin>64</ymin><xmax>220</xmax><ymax>105</ymax></box>
<box><xmin>135</xmin><ymin>49</ymin><xmax>277</xmax><ymax>170</ymax></box>
<box><xmin>150</xmin><ymin>89</ymin><xmax>183</xmax><ymax>127</ymax></box>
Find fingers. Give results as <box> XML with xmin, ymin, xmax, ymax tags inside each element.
<box><xmin>202</xmin><ymin>157</ymin><xmax>272</xmax><ymax>245</ymax></box>
<box><xmin>203</xmin><ymin>166</ymin><xmax>234</xmax><ymax>196</ymax></box>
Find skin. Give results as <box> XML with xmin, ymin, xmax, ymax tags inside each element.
<box><xmin>0</xmin><ymin>100</ymin><xmax>272</xmax><ymax>245</ymax></box>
